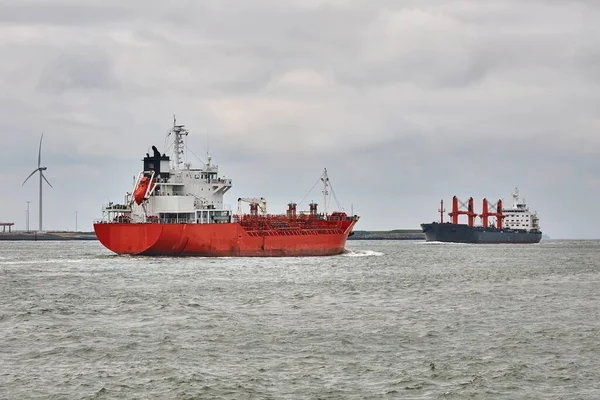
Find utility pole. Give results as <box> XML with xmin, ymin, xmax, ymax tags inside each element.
<box><xmin>26</xmin><ymin>201</ymin><xmax>30</xmax><ymax>232</ymax></box>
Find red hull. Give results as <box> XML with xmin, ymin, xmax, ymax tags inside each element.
<box><xmin>94</xmin><ymin>220</ymin><xmax>357</xmax><ymax>257</ymax></box>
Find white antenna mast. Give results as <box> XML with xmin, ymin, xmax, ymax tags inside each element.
<box><xmin>321</xmin><ymin>168</ymin><xmax>329</xmax><ymax>217</ymax></box>
<box><xmin>206</xmin><ymin>129</ymin><xmax>210</xmax><ymax>164</ymax></box>
<box><xmin>167</xmin><ymin>114</ymin><xmax>189</xmax><ymax>169</ymax></box>
<box><xmin>512</xmin><ymin>186</ymin><xmax>520</xmax><ymax>208</ymax></box>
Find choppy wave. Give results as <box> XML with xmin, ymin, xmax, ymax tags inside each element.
<box><xmin>0</xmin><ymin>239</ymin><xmax>599</xmax><ymax>399</ymax></box>
<box><xmin>0</xmin><ymin>258</ymin><xmax>88</xmax><ymax>265</ymax></box>
<box><xmin>342</xmin><ymin>249</ymin><xmax>384</xmax><ymax>257</ymax></box>
<box><xmin>420</xmin><ymin>240</ymin><xmax>468</xmax><ymax>245</ymax></box>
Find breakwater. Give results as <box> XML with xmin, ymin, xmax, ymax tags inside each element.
<box><xmin>348</xmin><ymin>229</ymin><xmax>425</xmax><ymax>240</ymax></box>
<box><xmin>0</xmin><ymin>232</ymin><xmax>97</xmax><ymax>241</ymax></box>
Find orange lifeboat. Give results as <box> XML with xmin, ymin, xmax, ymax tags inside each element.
<box><xmin>133</xmin><ymin>176</ymin><xmax>154</xmax><ymax>205</ymax></box>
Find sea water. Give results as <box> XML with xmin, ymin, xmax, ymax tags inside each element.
<box><xmin>1</xmin><ymin>240</ymin><xmax>599</xmax><ymax>399</ymax></box>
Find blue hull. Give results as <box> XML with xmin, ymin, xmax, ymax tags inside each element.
<box><xmin>421</xmin><ymin>222</ymin><xmax>542</xmax><ymax>244</ymax></box>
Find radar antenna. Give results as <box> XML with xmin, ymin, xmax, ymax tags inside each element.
<box><xmin>167</xmin><ymin>114</ymin><xmax>189</xmax><ymax>169</ymax></box>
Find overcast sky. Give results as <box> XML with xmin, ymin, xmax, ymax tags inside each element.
<box><xmin>1</xmin><ymin>0</ymin><xmax>599</xmax><ymax>238</ymax></box>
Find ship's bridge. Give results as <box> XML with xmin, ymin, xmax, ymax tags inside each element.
<box><xmin>501</xmin><ymin>188</ymin><xmax>540</xmax><ymax>232</ymax></box>
<box><xmin>98</xmin><ymin>118</ymin><xmax>235</xmax><ymax>225</ymax></box>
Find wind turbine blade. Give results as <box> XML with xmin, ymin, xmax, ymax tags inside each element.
<box><xmin>41</xmin><ymin>171</ymin><xmax>53</xmax><ymax>188</ymax></box>
<box><xmin>38</xmin><ymin>133</ymin><xmax>44</xmax><ymax>168</ymax></box>
<box><xmin>22</xmin><ymin>169</ymin><xmax>38</xmax><ymax>186</ymax></box>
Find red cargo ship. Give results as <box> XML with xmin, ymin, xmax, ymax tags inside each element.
<box><xmin>93</xmin><ymin>118</ymin><xmax>359</xmax><ymax>256</ymax></box>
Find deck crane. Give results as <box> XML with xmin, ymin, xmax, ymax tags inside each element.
<box><xmin>237</xmin><ymin>197</ymin><xmax>268</xmax><ymax>216</ymax></box>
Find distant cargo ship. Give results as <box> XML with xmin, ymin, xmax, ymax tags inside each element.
<box><xmin>93</xmin><ymin>117</ymin><xmax>359</xmax><ymax>256</ymax></box>
<box><xmin>421</xmin><ymin>188</ymin><xmax>542</xmax><ymax>244</ymax></box>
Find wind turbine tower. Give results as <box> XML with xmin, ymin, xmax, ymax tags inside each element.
<box><xmin>22</xmin><ymin>133</ymin><xmax>52</xmax><ymax>232</ymax></box>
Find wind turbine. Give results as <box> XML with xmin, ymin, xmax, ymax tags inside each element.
<box><xmin>22</xmin><ymin>133</ymin><xmax>52</xmax><ymax>232</ymax></box>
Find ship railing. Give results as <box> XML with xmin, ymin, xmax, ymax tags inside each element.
<box><xmin>94</xmin><ymin>219</ymin><xmax>130</xmax><ymax>224</ymax></box>
<box><xmin>101</xmin><ymin>203</ymin><xmax>131</xmax><ymax>211</ymax></box>
<box><xmin>232</xmin><ymin>213</ymin><xmax>324</xmax><ymax>221</ymax></box>
<box><xmin>146</xmin><ymin>217</ymin><xmax>237</xmax><ymax>224</ymax></box>
<box><xmin>94</xmin><ymin>218</ymin><xmax>225</xmax><ymax>224</ymax></box>
<box><xmin>95</xmin><ymin>213</ymin><xmax>357</xmax><ymax>225</ymax></box>
<box><xmin>232</xmin><ymin>213</ymin><xmax>358</xmax><ymax>222</ymax></box>
<box><xmin>207</xmin><ymin>178</ymin><xmax>232</xmax><ymax>184</ymax></box>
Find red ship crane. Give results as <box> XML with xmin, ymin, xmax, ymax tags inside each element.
<box><xmin>237</xmin><ymin>197</ymin><xmax>267</xmax><ymax>216</ymax></box>
<box><xmin>484</xmin><ymin>199</ymin><xmax>504</xmax><ymax>229</ymax></box>
<box><xmin>448</xmin><ymin>196</ymin><xmax>477</xmax><ymax>227</ymax></box>
<box><xmin>480</xmin><ymin>198</ymin><xmax>489</xmax><ymax>227</ymax></box>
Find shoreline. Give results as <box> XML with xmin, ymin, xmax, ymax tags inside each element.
<box><xmin>1</xmin><ymin>229</ymin><xmax>427</xmax><ymax>241</ymax></box>
<box><xmin>0</xmin><ymin>232</ymin><xmax>97</xmax><ymax>241</ymax></box>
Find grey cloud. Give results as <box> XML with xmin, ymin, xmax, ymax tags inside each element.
<box><xmin>1</xmin><ymin>0</ymin><xmax>599</xmax><ymax>237</ymax></box>
<box><xmin>0</xmin><ymin>2</ymin><xmax>135</xmax><ymax>26</ymax></box>
<box><xmin>36</xmin><ymin>48</ymin><xmax>117</xmax><ymax>93</ymax></box>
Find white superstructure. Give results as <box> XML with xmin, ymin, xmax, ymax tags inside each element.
<box><xmin>100</xmin><ymin>118</ymin><xmax>235</xmax><ymax>224</ymax></box>
<box><xmin>502</xmin><ymin>187</ymin><xmax>540</xmax><ymax>231</ymax></box>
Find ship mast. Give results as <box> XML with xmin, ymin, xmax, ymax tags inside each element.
<box><xmin>321</xmin><ymin>168</ymin><xmax>329</xmax><ymax>217</ymax></box>
<box><xmin>512</xmin><ymin>187</ymin><xmax>520</xmax><ymax>208</ymax></box>
<box><xmin>168</xmin><ymin>114</ymin><xmax>189</xmax><ymax>170</ymax></box>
